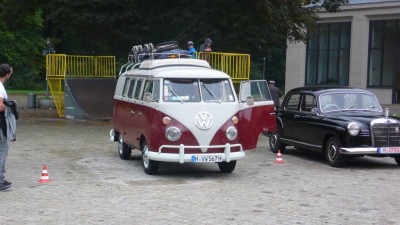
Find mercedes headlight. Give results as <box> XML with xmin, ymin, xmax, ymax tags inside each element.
<box><xmin>347</xmin><ymin>122</ymin><xmax>360</xmax><ymax>136</ymax></box>
<box><xmin>166</xmin><ymin>127</ymin><xmax>181</xmax><ymax>141</ymax></box>
<box><xmin>226</xmin><ymin>126</ymin><xmax>238</xmax><ymax>141</ymax></box>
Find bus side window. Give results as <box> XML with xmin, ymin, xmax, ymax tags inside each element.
<box><xmin>250</xmin><ymin>81</ymin><xmax>271</xmax><ymax>101</ymax></box>
<box><xmin>127</xmin><ymin>78</ymin><xmax>137</xmax><ymax>98</ymax></box>
<box><xmin>122</xmin><ymin>78</ymin><xmax>131</xmax><ymax>97</ymax></box>
<box><xmin>142</xmin><ymin>80</ymin><xmax>160</xmax><ymax>102</ymax></box>
<box><xmin>152</xmin><ymin>80</ymin><xmax>160</xmax><ymax>101</ymax></box>
<box><xmin>134</xmin><ymin>79</ymin><xmax>144</xmax><ymax>99</ymax></box>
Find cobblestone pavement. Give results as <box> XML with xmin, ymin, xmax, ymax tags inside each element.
<box><xmin>0</xmin><ymin>95</ymin><xmax>399</xmax><ymax>224</ymax></box>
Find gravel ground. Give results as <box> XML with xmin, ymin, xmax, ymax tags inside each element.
<box><xmin>0</xmin><ymin>94</ymin><xmax>399</xmax><ymax>225</ymax></box>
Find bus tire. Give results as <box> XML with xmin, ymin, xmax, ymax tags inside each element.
<box><xmin>141</xmin><ymin>140</ymin><xmax>159</xmax><ymax>175</ymax></box>
<box><xmin>218</xmin><ymin>161</ymin><xmax>236</xmax><ymax>173</ymax></box>
<box><xmin>118</xmin><ymin>136</ymin><xmax>131</xmax><ymax>160</ymax></box>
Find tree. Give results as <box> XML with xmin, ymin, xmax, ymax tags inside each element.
<box><xmin>304</xmin><ymin>0</ymin><xmax>349</xmax><ymax>12</ymax></box>
<box><xmin>40</xmin><ymin>0</ymin><xmax>347</xmax><ymax>58</ymax></box>
<box><xmin>0</xmin><ymin>0</ymin><xmax>46</xmax><ymax>89</ymax></box>
<box><xmin>1</xmin><ymin>0</ymin><xmax>349</xmax><ymax>89</ymax></box>
<box><xmin>38</xmin><ymin>0</ymin><xmax>144</xmax><ymax>57</ymax></box>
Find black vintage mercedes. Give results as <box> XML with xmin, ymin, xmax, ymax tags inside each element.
<box><xmin>269</xmin><ymin>86</ymin><xmax>400</xmax><ymax>167</ymax></box>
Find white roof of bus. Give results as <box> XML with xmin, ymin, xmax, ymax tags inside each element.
<box><xmin>125</xmin><ymin>59</ymin><xmax>231</xmax><ymax>79</ymax></box>
<box><xmin>139</xmin><ymin>58</ymin><xmax>211</xmax><ymax>69</ymax></box>
<box><xmin>154</xmin><ymin>67</ymin><xmax>230</xmax><ymax>79</ymax></box>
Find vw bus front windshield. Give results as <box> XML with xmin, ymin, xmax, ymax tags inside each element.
<box><xmin>163</xmin><ymin>78</ymin><xmax>235</xmax><ymax>103</ymax></box>
<box><xmin>200</xmin><ymin>79</ymin><xmax>235</xmax><ymax>103</ymax></box>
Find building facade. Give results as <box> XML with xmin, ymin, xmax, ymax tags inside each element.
<box><xmin>285</xmin><ymin>0</ymin><xmax>400</xmax><ymax>104</ymax></box>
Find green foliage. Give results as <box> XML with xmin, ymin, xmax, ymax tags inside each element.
<box><xmin>0</xmin><ymin>1</ymin><xmax>46</xmax><ymax>89</ymax></box>
<box><xmin>250</xmin><ymin>61</ymin><xmax>264</xmax><ymax>81</ymax></box>
<box><xmin>7</xmin><ymin>67</ymin><xmax>46</xmax><ymax>90</ymax></box>
<box><xmin>7</xmin><ymin>89</ymin><xmax>46</xmax><ymax>94</ymax></box>
<box><xmin>40</xmin><ymin>0</ymin><xmax>325</xmax><ymax>58</ymax></box>
<box><xmin>0</xmin><ymin>0</ymin><xmax>347</xmax><ymax>90</ymax></box>
<box><xmin>304</xmin><ymin>0</ymin><xmax>349</xmax><ymax>12</ymax></box>
<box><xmin>40</xmin><ymin>0</ymin><xmax>143</xmax><ymax>56</ymax></box>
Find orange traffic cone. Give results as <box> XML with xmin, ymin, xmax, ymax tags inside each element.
<box><xmin>38</xmin><ymin>165</ymin><xmax>52</xmax><ymax>183</ymax></box>
<box><xmin>274</xmin><ymin>150</ymin><xmax>285</xmax><ymax>164</ymax></box>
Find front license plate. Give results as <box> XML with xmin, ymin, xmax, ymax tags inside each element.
<box><xmin>191</xmin><ymin>155</ymin><xmax>223</xmax><ymax>163</ymax></box>
<box><xmin>377</xmin><ymin>147</ymin><xmax>400</xmax><ymax>154</ymax></box>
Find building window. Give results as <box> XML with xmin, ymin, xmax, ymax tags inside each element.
<box><xmin>368</xmin><ymin>20</ymin><xmax>400</xmax><ymax>87</ymax></box>
<box><xmin>306</xmin><ymin>22</ymin><xmax>351</xmax><ymax>86</ymax></box>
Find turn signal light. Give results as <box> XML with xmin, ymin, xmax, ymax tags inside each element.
<box><xmin>232</xmin><ymin>116</ymin><xmax>238</xmax><ymax>124</ymax></box>
<box><xmin>163</xmin><ymin>116</ymin><xmax>171</xmax><ymax>125</ymax></box>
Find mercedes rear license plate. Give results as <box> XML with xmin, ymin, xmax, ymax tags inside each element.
<box><xmin>378</xmin><ymin>147</ymin><xmax>400</xmax><ymax>154</ymax></box>
<box><xmin>191</xmin><ymin>155</ymin><xmax>223</xmax><ymax>163</ymax></box>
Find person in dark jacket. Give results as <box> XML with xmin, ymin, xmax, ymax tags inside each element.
<box><xmin>0</xmin><ymin>63</ymin><xmax>13</xmax><ymax>191</ymax></box>
<box><xmin>268</xmin><ymin>80</ymin><xmax>282</xmax><ymax>109</ymax></box>
<box><xmin>199</xmin><ymin>38</ymin><xmax>212</xmax><ymax>52</ymax></box>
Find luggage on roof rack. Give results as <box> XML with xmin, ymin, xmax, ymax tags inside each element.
<box><xmin>153</xmin><ymin>41</ymin><xmax>179</xmax><ymax>52</ymax></box>
<box><xmin>119</xmin><ymin>41</ymin><xmax>191</xmax><ymax>75</ymax></box>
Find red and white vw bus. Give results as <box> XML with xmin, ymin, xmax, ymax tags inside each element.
<box><xmin>110</xmin><ymin>58</ymin><xmax>276</xmax><ymax>174</ymax></box>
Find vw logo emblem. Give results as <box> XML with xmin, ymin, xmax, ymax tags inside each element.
<box><xmin>195</xmin><ymin>111</ymin><xmax>213</xmax><ymax>130</ymax></box>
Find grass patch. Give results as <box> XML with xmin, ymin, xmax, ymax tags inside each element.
<box><xmin>7</xmin><ymin>90</ymin><xmax>47</xmax><ymax>95</ymax></box>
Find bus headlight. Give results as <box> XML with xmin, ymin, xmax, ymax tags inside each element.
<box><xmin>347</xmin><ymin>122</ymin><xmax>360</xmax><ymax>136</ymax></box>
<box><xmin>226</xmin><ymin>126</ymin><xmax>238</xmax><ymax>141</ymax></box>
<box><xmin>166</xmin><ymin>127</ymin><xmax>181</xmax><ymax>141</ymax></box>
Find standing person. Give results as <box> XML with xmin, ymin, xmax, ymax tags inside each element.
<box><xmin>268</xmin><ymin>80</ymin><xmax>282</xmax><ymax>109</ymax></box>
<box><xmin>187</xmin><ymin>41</ymin><xmax>197</xmax><ymax>58</ymax></box>
<box><xmin>199</xmin><ymin>38</ymin><xmax>212</xmax><ymax>52</ymax></box>
<box><xmin>0</xmin><ymin>64</ymin><xmax>13</xmax><ymax>191</ymax></box>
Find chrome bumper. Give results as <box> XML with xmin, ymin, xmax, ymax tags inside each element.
<box><xmin>340</xmin><ymin>147</ymin><xmax>378</xmax><ymax>155</ymax></box>
<box><xmin>340</xmin><ymin>147</ymin><xmax>400</xmax><ymax>155</ymax></box>
<box><xmin>109</xmin><ymin>129</ymin><xmax>117</xmax><ymax>142</ymax></box>
<box><xmin>148</xmin><ymin>143</ymin><xmax>245</xmax><ymax>163</ymax></box>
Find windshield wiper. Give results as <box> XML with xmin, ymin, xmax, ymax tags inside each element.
<box><xmin>169</xmin><ymin>86</ymin><xmax>184</xmax><ymax>104</ymax></box>
<box><xmin>201</xmin><ymin>82</ymin><xmax>221</xmax><ymax>103</ymax></box>
<box><xmin>346</xmin><ymin>104</ymin><xmax>358</xmax><ymax>109</ymax></box>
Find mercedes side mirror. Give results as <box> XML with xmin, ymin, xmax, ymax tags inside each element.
<box><xmin>311</xmin><ymin>108</ymin><xmax>320</xmax><ymax>116</ymax></box>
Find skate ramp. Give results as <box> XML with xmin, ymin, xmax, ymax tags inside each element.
<box><xmin>64</xmin><ymin>78</ymin><xmax>117</xmax><ymax>119</ymax></box>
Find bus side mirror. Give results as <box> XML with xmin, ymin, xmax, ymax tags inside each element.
<box><xmin>246</xmin><ymin>96</ymin><xmax>254</xmax><ymax>106</ymax></box>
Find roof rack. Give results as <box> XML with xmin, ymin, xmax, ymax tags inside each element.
<box><xmin>119</xmin><ymin>41</ymin><xmax>192</xmax><ymax>75</ymax></box>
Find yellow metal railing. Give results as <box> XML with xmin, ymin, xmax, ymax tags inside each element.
<box><xmin>46</xmin><ymin>54</ymin><xmax>116</xmax><ymax>117</ymax></box>
<box><xmin>46</xmin><ymin>54</ymin><xmax>67</xmax><ymax>77</ymax></box>
<box><xmin>46</xmin><ymin>52</ymin><xmax>247</xmax><ymax>117</ymax></box>
<box><xmin>66</xmin><ymin>55</ymin><xmax>116</xmax><ymax>78</ymax></box>
<box><xmin>197</xmin><ymin>52</ymin><xmax>250</xmax><ymax>83</ymax></box>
